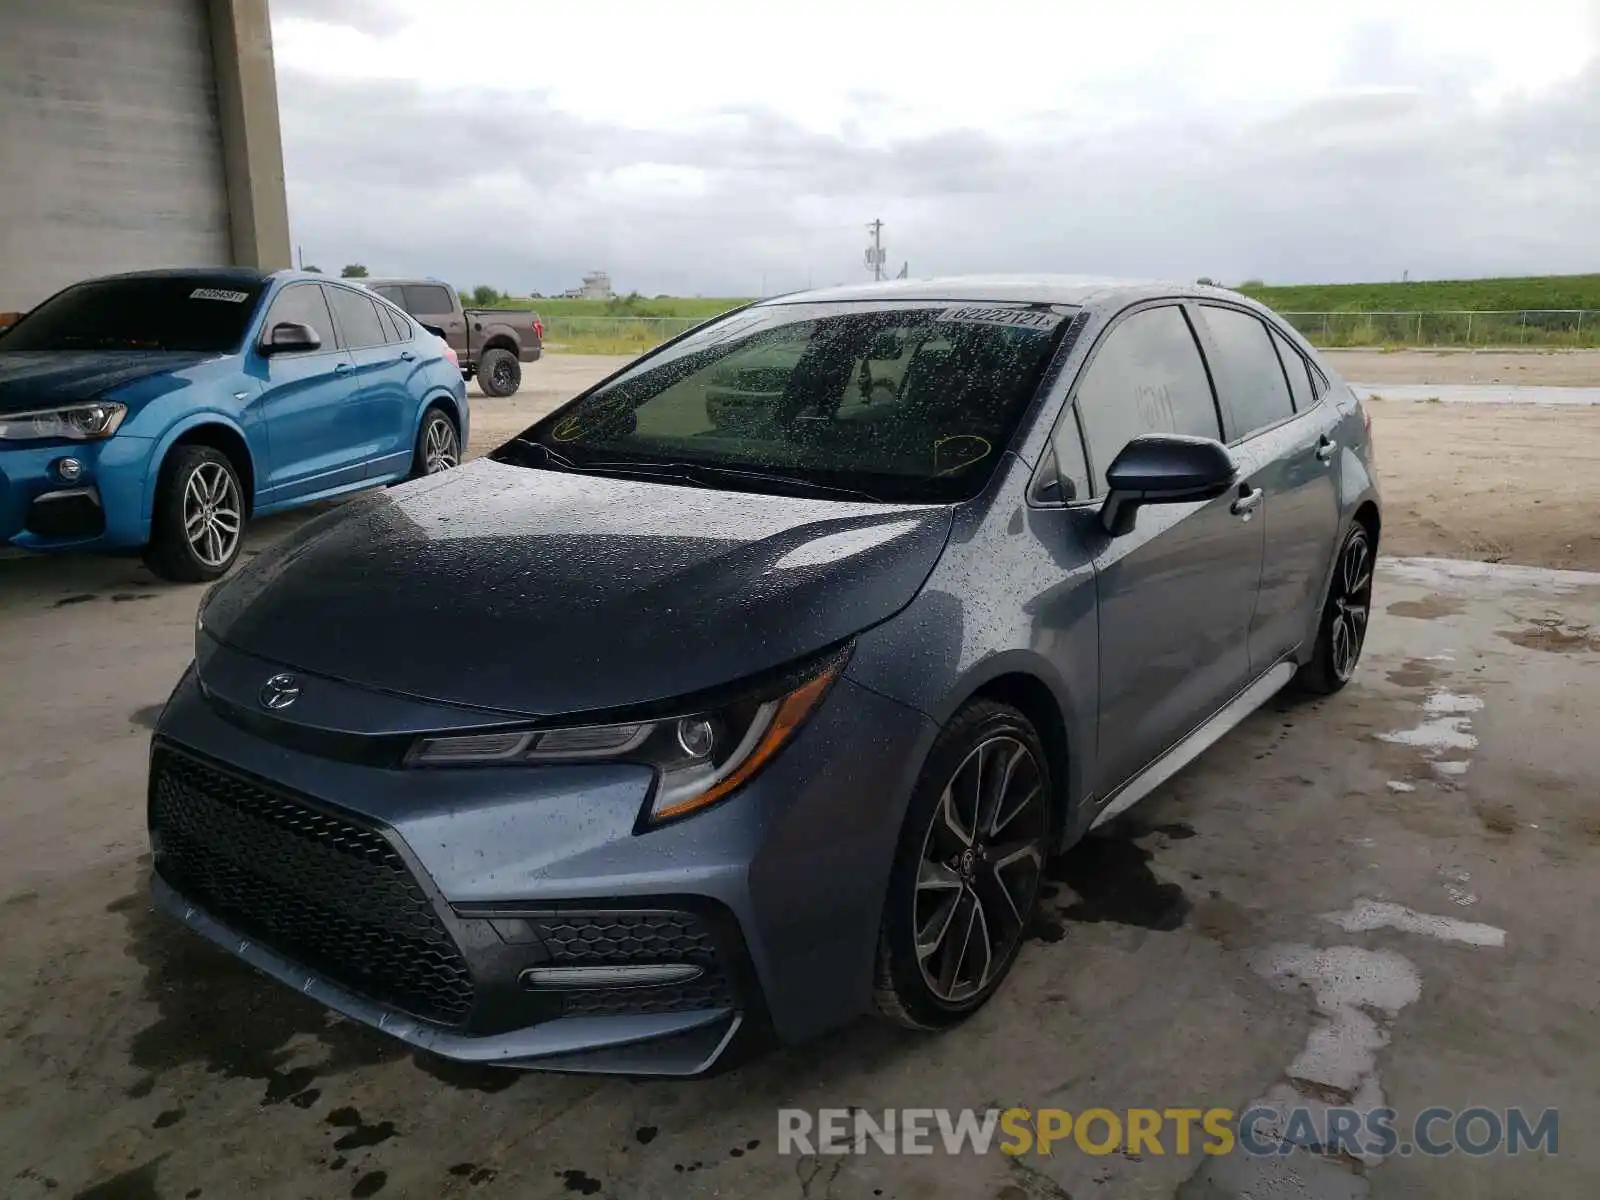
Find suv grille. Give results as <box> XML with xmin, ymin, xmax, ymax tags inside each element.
<box><xmin>149</xmin><ymin>748</ymin><xmax>474</xmax><ymax>1027</ymax></box>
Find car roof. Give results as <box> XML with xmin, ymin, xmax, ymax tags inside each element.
<box><xmin>757</xmin><ymin>274</ymin><xmax>1239</xmax><ymax>310</ymax></box>
<box><xmin>76</xmin><ymin>266</ymin><xmax>271</xmax><ymax>285</ymax></box>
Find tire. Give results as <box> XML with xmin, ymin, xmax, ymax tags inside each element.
<box><xmin>409</xmin><ymin>405</ymin><xmax>461</xmax><ymax>480</ymax></box>
<box><xmin>873</xmin><ymin>700</ymin><xmax>1054</xmax><ymax>1031</ymax></box>
<box><xmin>143</xmin><ymin>444</ymin><xmax>246</xmax><ymax>583</ymax></box>
<box><xmin>477</xmin><ymin>347</ymin><xmax>520</xmax><ymax>397</ymax></box>
<box><xmin>1295</xmin><ymin>523</ymin><xmax>1375</xmax><ymax>695</ymax></box>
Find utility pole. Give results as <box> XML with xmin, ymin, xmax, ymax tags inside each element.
<box><xmin>865</xmin><ymin>219</ymin><xmax>885</xmax><ymax>282</ymax></box>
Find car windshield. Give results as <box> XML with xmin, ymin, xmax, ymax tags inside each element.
<box><xmin>0</xmin><ymin>276</ymin><xmax>267</xmax><ymax>353</ymax></box>
<box><xmin>498</xmin><ymin>299</ymin><xmax>1075</xmax><ymax>502</ymax></box>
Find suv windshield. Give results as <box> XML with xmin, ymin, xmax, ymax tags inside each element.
<box><xmin>498</xmin><ymin>299</ymin><xmax>1074</xmax><ymax>502</ymax></box>
<box><xmin>0</xmin><ymin>276</ymin><xmax>267</xmax><ymax>353</ymax></box>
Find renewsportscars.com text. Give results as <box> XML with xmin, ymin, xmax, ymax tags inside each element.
<box><xmin>777</xmin><ymin>1106</ymin><xmax>1558</xmax><ymax>1160</ymax></box>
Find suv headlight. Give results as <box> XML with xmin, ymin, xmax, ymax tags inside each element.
<box><xmin>0</xmin><ymin>402</ymin><xmax>127</xmax><ymax>442</ymax></box>
<box><xmin>406</xmin><ymin>649</ymin><xmax>848</xmax><ymax>826</ymax></box>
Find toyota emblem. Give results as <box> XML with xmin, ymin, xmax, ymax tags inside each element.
<box><xmin>259</xmin><ymin>672</ymin><xmax>301</xmax><ymax>710</ymax></box>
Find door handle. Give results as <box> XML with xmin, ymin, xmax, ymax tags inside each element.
<box><xmin>1230</xmin><ymin>486</ymin><xmax>1264</xmax><ymax>518</ymax></box>
<box><xmin>334</xmin><ymin>362</ymin><xmax>353</xmax><ymax>374</ymax></box>
<box><xmin>1316</xmin><ymin>435</ymin><xmax>1338</xmax><ymax>462</ymax></box>
<box><xmin>400</xmin><ymin>351</ymin><xmax>416</xmax><ymax>361</ymax></box>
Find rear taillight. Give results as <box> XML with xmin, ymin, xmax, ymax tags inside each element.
<box><xmin>441</xmin><ymin>339</ymin><xmax>458</xmax><ymax>366</ymax></box>
<box><xmin>534</xmin><ymin>317</ymin><xmax>544</xmax><ymax>341</ymax></box>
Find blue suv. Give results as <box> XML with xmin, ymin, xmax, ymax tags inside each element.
<box><xmin>0</xmin><ymin>268</ymin><xmax>469</xmax><ymax>581</ymax></box>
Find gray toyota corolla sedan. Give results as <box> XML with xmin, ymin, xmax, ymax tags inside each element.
<box><xmin>148</xmin><ymin>276</ymin><xmax>1379</xmax><ymax>1075</ymax></box>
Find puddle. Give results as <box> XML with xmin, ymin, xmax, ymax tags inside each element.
<box><xmin>1045</xmin><ymin>820</ymin><xmax>1192</xmax><ymax>932</ymax></box>
<box><xmin>1501</xmin><ymin>624</ymin><xmax>1600</xmax><ymax>654</ymax></box>
<box><xmin>117</xmin><ymin>893</ymin><xmax>406</xmax><ymax>1107</ymax></box>
<box><xmin>326</xmin><ymin>1105</ymin><xmax>398</xmax><ymax>1151</ymax></box>
<box><xmin>70</xmin><ymin>1155</ymin><xmax>167</xmax><ymax>1200</ymax></box>
<box><xmin>1386</xmin><ymin>595</ymin><xmax>1463</xmax><ymax>620</ymax></box>
<box><xmin>1384</xmin><ymin>659</ymin><xmax>1441</xmax><ymax>689</ymax></box>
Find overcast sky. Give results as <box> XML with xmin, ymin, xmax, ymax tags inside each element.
<box><xmin>270</xmin><ymin>0</ymin><xmax>1600</xmax><ymax>297</ymax></box>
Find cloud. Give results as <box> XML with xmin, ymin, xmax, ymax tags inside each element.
<box><xmin>274</xmin><ymin>29</ymin><xmax>1600</xmax><ymax>295</ymax></box>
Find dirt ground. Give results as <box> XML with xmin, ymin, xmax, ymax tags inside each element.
<box><xmin>1322</xmin><ymin>348</ymin><xmax>1600</xmax><ymax>387</ymax></box>
<box><xmin>2</xmin><ymin>349</ymin><xmax>1599</xmax><ymax>1200</ymax></box>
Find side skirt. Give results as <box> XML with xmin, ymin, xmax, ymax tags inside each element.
<box><xmin>1088</xmin><ymin>660</ymin><xmax>1298</xmax><ymax>831</ymax></box>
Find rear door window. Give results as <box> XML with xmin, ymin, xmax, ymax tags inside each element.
<box><xmin>1269</xmin><ymin>327</ymin><xmax>1314</xmax><ymax>412</ymax></box>
<box><xmin>375</xmin><ymin>304</ymin><xmax>407</xmax><ymax>343</ymax></box>
<box><xmin>261</xmin><ymin>283</ymin><xmax>338</xmax><ymax>353</ymax></box>
<box><xmin>325</xmin><ymin>286</ymin><xmax>387</xmax><ymax>350</ymax></box>
<box><xmin>1074</xmin><ymin>305</ymin><xmax>1221</xmax><ymax>493</ymax></box>
<box><xmin>402</xmin><ymin>285</ymin><xmax>455</xmax><ymax>317</ymax></box>
<box><xmin>1200</xmin><ymin>305</ymin><xmax>1296</xmax><ymax>438</ymax></box>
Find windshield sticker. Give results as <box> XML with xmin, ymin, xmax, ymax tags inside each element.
<box><xmin>189</xmin><ymin>288</ymin><xmax>251</xmax><ymax>303</ymax></box>
<box><xmin>939</xmin><ymin>305</ymin><xmax>1056</xmax><ymax>331</ymax></box>
<box><xmin>932</xmin><ymin>434</ymin><xmax>994</xmax><ymax>475</ymax></box>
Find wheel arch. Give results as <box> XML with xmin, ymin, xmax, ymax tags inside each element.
<box><xmin>415</xmin><ymin>389</ymin><xmax>463</xmax><ymax>440</ymax></box>
<box><xmin>927</xmin><ymin>653</ymin><xmax>1085</xmax><ymax>851</ymax></box>
<box><xmin>144</xmin><ymin>415</ymin><xmax>257</xmax><ymax>522</ymax></box>
<box><xmin>479</xmin><ymin>332</ymin><xmax>519</xmax><ymax>357</ymax></box>
<box><xmin>1352</xmin><ymin>498</ymin><xmax>1381</xmax><ymax>548</ymax></box>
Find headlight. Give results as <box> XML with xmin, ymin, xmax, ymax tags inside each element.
<box><xmin>0</xmin><ymin>402</ymin><xmax>127</xmax><ymax>442</ymax></box>
<box><xmin>406</xmin><ymin>649</ymin><xmax>848</xmax><ymax>826</ymax></box>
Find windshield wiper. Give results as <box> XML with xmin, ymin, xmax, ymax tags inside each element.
<box><xmin>580</xmin><ymin>459</ymin><xmax>885</xmax><ymax>503</ymax></box>
<box><xmin>503</xmin><ymin>438</ymin><xmax>884</xmax><ymax>502</ymax></box>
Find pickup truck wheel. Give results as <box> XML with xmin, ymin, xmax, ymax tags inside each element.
<box><xmin>144</xmin><ymin>445</ymin><xmax>246</xmax><ymax>583</ymax></box>
<box><xmin>478</xmin><ymin>347</ymin><xmax>521</xmax><ymax>397</ymax></box>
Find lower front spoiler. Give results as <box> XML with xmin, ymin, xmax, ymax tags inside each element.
<box><xmin>150</xmin><ymin>873</ymin><xmax>742</xmax><ymax>1076</ymax></box>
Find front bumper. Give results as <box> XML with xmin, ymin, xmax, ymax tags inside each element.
<box><xmin>148</xmin><ymin>655</ymin><xmax>935</xmax><ymax>1074</ymax></box>
<box><xmin>0</xmin><ymin>435</ymin><xmax>155</xmax><ymax>550</ymax></box>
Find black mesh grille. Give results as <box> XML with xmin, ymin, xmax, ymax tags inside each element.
<box><xmin>532</xmin><ymin>912</ymin><xmax>736</xmax><ymax>1017</ymax></box>
<box><xmin>149</xmin><ymin>748</ymin><xmax>475</xmax><ymax>1027</ymax></box>
<box><xmin>536</xmin><ymin>912</ymin><xmax>720</xmax><ymax>964</ymax></box>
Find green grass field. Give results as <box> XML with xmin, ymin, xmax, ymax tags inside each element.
<box><xmin>485</xmin><ymin>275</ymin><xmax>1600</xmax><ymax>353</ymax></box>
<box><xmin>1237</xmin><ymin>274</ymin><xmax>1600</xmax><ymax>313</ymax></box>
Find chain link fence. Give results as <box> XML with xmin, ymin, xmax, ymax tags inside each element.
<box><xmin>538</xmin><ymin>309</ymin><xmax>1600</xmax><ymax>354</ymax></box>
<box><xmin>1280</xmin><ymin>310</ymin><xmax>1599</xmax><ymax>349</ymax></box>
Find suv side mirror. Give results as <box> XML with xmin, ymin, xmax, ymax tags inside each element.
<box><xmin>1100</xmin><ymin>434</ymin><xmax>1236</xmax><ymax>537</ymax></box>
<box><xmin>260</xmin><ymin>321</ymin><xmax>321</xmax><ymax>355</ymax></box>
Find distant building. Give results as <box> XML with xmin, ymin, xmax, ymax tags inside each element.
<box><xmin>560</xmin><ymin>271</ymin><xmax>614</xmax><ymax>301</ymax></box>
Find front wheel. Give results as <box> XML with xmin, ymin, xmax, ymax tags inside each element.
<box><xmin>873</xmin><ymin>701</ymin><xmax>1053</xmax><ymax>1030</ymax></box>
<box><xmin>144</xmin><ymin>445</ymin><xmax>246</xmax><ymax>583</ymax></box>
<box><xmin>1296</xmin><ymin>524</ymin><xmax>1374</xmax><ymax>695</ymax></box>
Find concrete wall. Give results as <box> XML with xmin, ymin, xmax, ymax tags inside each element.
<box><xmin>0</xmin><ymin>0</ymin><xmax>290</xmax><ymax>313</ymax></box>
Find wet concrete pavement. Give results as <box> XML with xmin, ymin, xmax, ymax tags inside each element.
<box><xmin>2</xmin><ymin>548</ymin><xmax>1595</xmax><ymax>1199</ymax></box>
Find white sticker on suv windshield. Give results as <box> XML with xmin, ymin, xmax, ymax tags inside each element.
<box><xmin>190</xmin><ymin>288</ymin><xmax>251</xmax><ymax>303</ymax></box>
<box><xmin>939</xmin><ymin>305</ymin><xmax>1057</xmax><ymax>330</ymax></box>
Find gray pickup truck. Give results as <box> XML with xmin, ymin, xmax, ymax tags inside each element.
<box><xmin>367</xmin><ymin>279</ymin><xmax>542</xmax><ymax>397</ymax></box>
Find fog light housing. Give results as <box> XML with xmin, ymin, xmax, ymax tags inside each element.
<box><xmin>54</xmin><ymin>457</ymin><xmax>84</xmax><ymax>483</ymax></box>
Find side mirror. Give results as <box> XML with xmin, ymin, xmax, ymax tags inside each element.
<box><xmin>260</xmin><ymin>321</ymin><xmax>321</xmax><ymax>355</ymax></box>
<box><xmin>1100</xmin><ymin>434</ymin><xmax>1236</xmax><ymax>537</ymax></box>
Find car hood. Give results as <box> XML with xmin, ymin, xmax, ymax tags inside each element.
<box><xmin>0</xmin><ymin>350</ymin><xmax>213</xmax><ymax>413</ymax></box>
<box><xmin>201</xmin><ymin>458</ymin><xmax>953</xmax><ymax>717</ymax></box>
